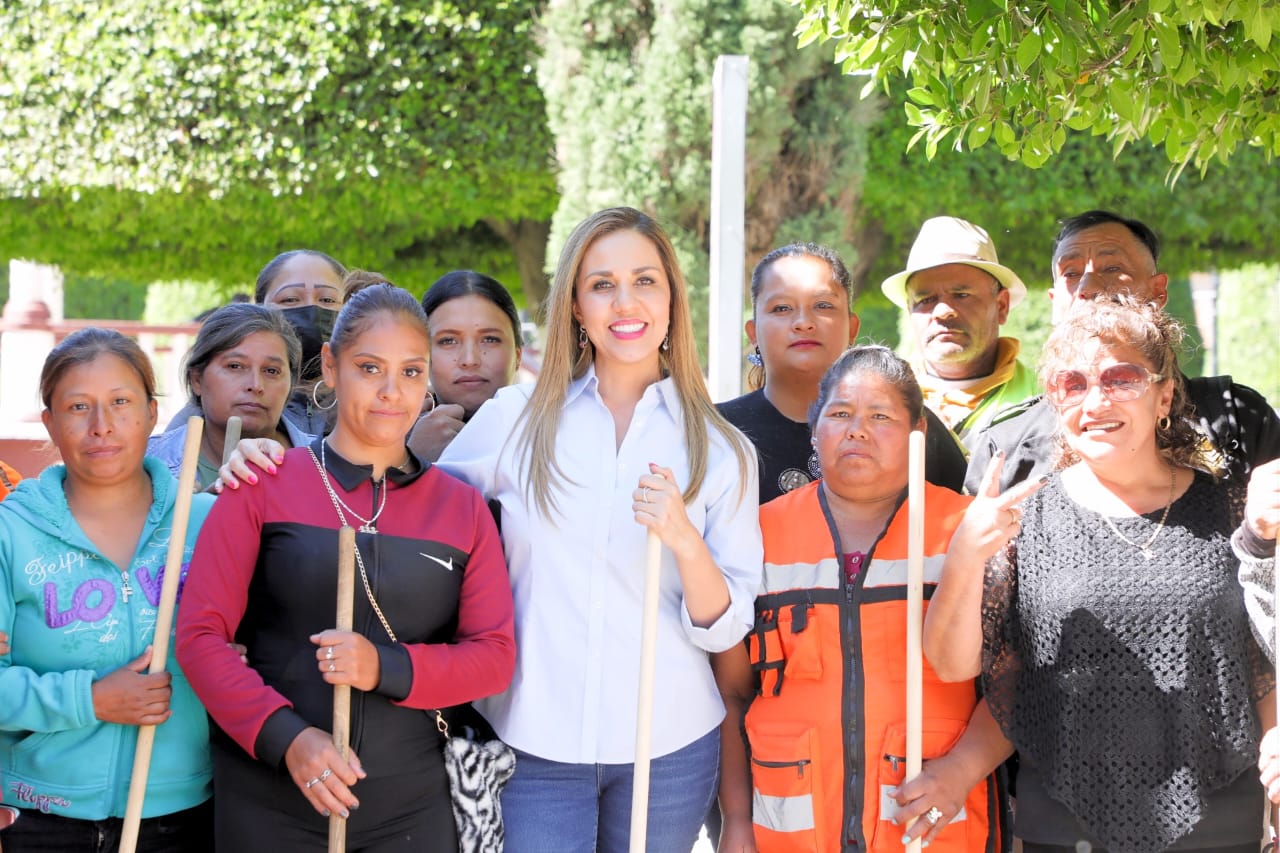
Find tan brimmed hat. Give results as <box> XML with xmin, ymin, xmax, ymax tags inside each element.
<box><xmin>880</xmin><ymin>216</ymin><xmax>1027</xmax><ymax>309</ymax></box>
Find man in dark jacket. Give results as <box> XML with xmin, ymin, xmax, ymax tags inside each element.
<box><xmin>966</xmin><ymin>210</ymin><xmax>1280</xmax><ymax>493</ymax></box>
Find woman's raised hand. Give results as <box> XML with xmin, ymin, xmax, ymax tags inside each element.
<box><xmin>90</xmin><ymin>646</ymin><xmax>173</xmax><ymax>726</ymax></box>
<box><xmin>213</xmin><ymin>437</ymin><xmax>287</xmax><ymax>492</ymax></box>
<box><xmin>407</xmin><ymin>403</ymin><xmax>467</xmax><ymax>463</ymax></box>
<box><xmin>1259</xmin><ymin>726</ymin><xmax>1280</xmax><ymax>803</ymax></box>
<box><xmin>951</xmin><ymin>452</ymin><xmax>1043</xmax><ymax>562</ymax></box>
<box><xmin>1245</xmin><ymin>459</ymin><xmax>1280</xmax><ymax>541</ymax></box>
<box><xmin>284</xmin><ymin>727</ymin><xmax>366</xmax><ymax>818</ymax></box>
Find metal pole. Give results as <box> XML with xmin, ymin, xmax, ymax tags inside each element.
<box><xmin>1189</xmin><ymin>271</ymin><xmax>1219</xmax><ymax>376</ymax></box>
<box><xmin>708</xmin><ymin>55</ymin><xmax>749</xmax><ymax>403</ymax></box>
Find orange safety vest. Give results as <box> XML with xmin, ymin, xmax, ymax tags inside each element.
<box><xmin>0</xmin><ymin>461</ymin><xmax>20</xmax><ymax>501</ymax></box>
<box><xmin>745</xmin><ymin>480</ymin><xmax>1006</xmax><ymax>853</ymax></box>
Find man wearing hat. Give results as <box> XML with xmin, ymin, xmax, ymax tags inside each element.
<box><xmin>881</xmin><ymin>215</ymin><xmax>1039</xmax><ymax>449</ymax></box>
<box><xmin>966</xmin><ymin>209</ymin><xmax>1280</xmax><ymax>493</ymax></box>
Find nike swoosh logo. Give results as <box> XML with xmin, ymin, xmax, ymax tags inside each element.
<box><xmin>421</xmin><ymin>553</ymin><xmax>454</xmax><ymax>571</ymax></box>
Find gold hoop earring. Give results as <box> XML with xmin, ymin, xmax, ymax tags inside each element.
<box><xmin>310</xmin><ymin>379</ymin><xmax>338</xmax><ymax>411</ymax></box>
<box><xmin>1157</xmin><ymin>415</ymin><xmax>1171</xmax><ymax>431</ymax></box>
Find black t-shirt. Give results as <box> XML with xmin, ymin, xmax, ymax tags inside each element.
<box><xmin>718</xmin><ymin>389</ymin><xmax>967</xmax><ymax>504</ymax></box>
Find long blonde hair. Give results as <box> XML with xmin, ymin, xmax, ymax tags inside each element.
<box><xmin>515</xmin><ymin>207</ymin><xmax>752</xmax><ymax>520</ymax></box>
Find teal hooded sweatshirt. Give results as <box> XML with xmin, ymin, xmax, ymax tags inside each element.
<box><xmin>0</xmin><ymin>457</ymin><xmax>214</xmax><ymax>820</ymax></box>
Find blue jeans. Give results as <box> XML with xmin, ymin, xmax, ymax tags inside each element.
<box><xmin>503</xmin><ymin>727</ymin><xmax>719</xmax><ymax>853</ymax></box>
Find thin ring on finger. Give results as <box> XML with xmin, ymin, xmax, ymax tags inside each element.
<box><xmin>305</xmin><ymin>776</ymin><xmax>322</xmax><ymax>789</ymax></box>
<box><xmin>1007</xmin><ymin>507</ymin><xmax>1021</xmax><ymax>525</ymax></box>
<box><xmin>641</xmin><ymin>486</ymin><xmax>651</xmax><ymax>504</ymax></box>
<box><xmin>328</xmin><ymin>661</ymin><xmax>336</xmax><ymax>673</ymax></box>
<box><xmin>319</xmin><ymin>768</ymin><xmax>332</xmax><ymax>783</ymax></box>
<box><xmin>325</xmin><ymin>646</ymin><xmax>335</xmax><ymax>661</ymax></box>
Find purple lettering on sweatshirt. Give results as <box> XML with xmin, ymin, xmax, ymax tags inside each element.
<box><xmin>44</xmin><ymin>579</ymin><xmax>115</xmax><ymax>628</ymax></box>
<box><xmin>136</xmin><ymin>562</ymin><xmax>191</xmax><ymax>607</ymax></box>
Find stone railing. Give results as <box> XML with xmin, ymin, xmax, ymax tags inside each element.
<box><xmin>1</xmin><ymin>281</ymin><xmax>199</xmax><ymax>476</ymax></box>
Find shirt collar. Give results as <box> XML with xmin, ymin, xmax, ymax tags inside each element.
<box><xmin>565</xmin><ymin>366</ymin><xmax>598</xmax><ymax>405</ymax></box>
<box><xmin>566</xmin><ymin>364</ymin><xmax>680</xmax><ymax>420</ymax></box>
<box><xmin>307</xmin><ymin>435</ymin><xmax>427</xmax><ymax>490</ymax></box>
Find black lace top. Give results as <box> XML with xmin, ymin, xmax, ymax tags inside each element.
<box><xmin>982</xmin><ymin>470</ymin><xmax>1272</xmax><ymax>852</ymax></box>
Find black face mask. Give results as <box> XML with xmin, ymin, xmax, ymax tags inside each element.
<box><xmin>280</xmin><ymin>305</ymin><xmax>337</xmax><ymax>383</ymax></box>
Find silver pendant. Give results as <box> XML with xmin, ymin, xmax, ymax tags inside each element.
<box><xmin>360</xmin><ymin>523</ymin><xmax>378</xmax><ymax>534</ymax></box>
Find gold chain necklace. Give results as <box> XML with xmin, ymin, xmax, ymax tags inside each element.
<box><xmin>1099</xmin><ymin>467</ymin><xmax>1177</xmax><ymax>560</ymax></box>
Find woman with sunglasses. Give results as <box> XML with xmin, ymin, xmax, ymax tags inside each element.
<box><xmin>924</xmin><ymin>296</ymin><xmax>1273</xmax><ymax>852</ymax></box>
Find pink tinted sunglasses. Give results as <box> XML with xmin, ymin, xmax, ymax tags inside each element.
<box><xmin>1046</xmin><ymin>362</ymin><xmax>1165</xmax><ymax>408</ymax></box>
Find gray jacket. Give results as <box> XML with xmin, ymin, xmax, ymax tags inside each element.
<box><xmin>148</xmin><ymin>415</ymin><xmax>314</xmax><ymax>485</ymax></box>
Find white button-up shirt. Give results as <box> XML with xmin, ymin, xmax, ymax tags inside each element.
<box><xmin>437</xmin><ymin>369</ymin><xmax>762</xmax><ymax>763</ymax></box>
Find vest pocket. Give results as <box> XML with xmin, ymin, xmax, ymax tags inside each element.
<box><xmin>869</xmin><ymin>718</ymin><xmax>985</xmax><ymax>851</ymax></box>
<box><xmin>748</xmin><ymin>725</ymin><xmax>822</xmax><ymax>852</ymax></box>
<box><xmin>777</xmin><ymin>603</ymin><xmax>823</xmax><ymax>681</ymax></box>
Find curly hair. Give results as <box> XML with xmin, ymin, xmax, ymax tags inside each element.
<box><xmin>1039</xmin><ymin>295</ymin><xmax>1207</xmax><ymax>472</ymax></box>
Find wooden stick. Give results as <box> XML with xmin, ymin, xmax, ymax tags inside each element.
<box><xmin>119</xmin><ymin>416</ymin><xmax>204</xmax><ymax>853</ymax></box>
<box><xmin>221</xmin><ymin>415</ymin><xmax>242</xmax><ymax>468</ymax></box>
<box><xmin>904</xmin><ymin>430</ymin><xmax>926</xmax><ymax>853</ymax></box>
<box><xmin>329</xmin><ymin>526</ymin><xmax>357</xmax><ymax>853</ymax></box>
<box><xmin>628</xmin><ymin>531</ymin><xmax>663</xmax><ymax>853</ymax></box>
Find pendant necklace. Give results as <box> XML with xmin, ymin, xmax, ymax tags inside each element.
<box><xmin>308</xmin><ymin>442</ymin><xmax>388</xmax><ymax>534</ymax></box>
<box><xmin>1099</xmin><ymin>467</ymin><xmax>1177</xmax><ymax>560</ymax></box>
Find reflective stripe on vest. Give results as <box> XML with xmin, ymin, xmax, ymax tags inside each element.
<box><xmin>754</xmin><ymin>790</ymin><xmax>816</xmax><ymax>833</ymax></box>
<box><xmin>763</xmin><ymin>553</ymin><xmax>947</xmax><ymax>592</ymax></box>
<box><xmin>862</xmin><ymin>554</ymin><xmax>947</xmax><ymax>588</ymax></box>
<box><xmin>761</xmin><ymin>557</ymin><xmax>841</xmax><ymax>592</ymax></box>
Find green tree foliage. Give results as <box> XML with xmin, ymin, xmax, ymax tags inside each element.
<box><xmin>859</xmin><ymin>98</ymin><xmax>1280</xmax><ymax>295</ymax></box>
<box><xmin>794</xmin><ymin>0</ymin><xmax>1280</xmax><ymax>175</ymax></box>
<box><xmin>0</xmin><ymin>0</ymin><xmax>556</xmax><ymax>302</ymax></box>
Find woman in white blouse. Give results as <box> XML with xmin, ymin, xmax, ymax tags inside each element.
<box><xmin>438</xmin><ymin>206</ymin><xmax>762</xmax><ymax>852</ymax></box>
